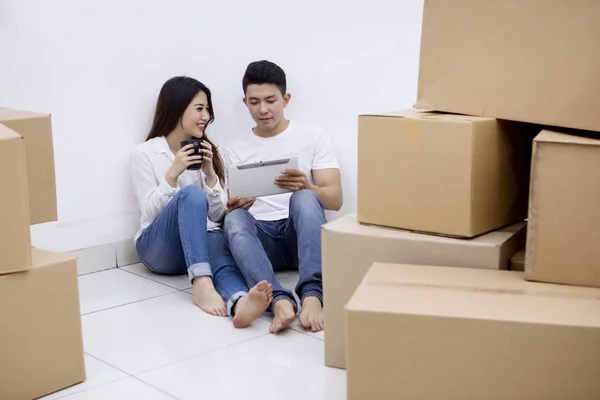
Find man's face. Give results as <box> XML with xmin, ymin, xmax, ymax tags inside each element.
<box><xmin>243</xmin><ymin>83</ymin><xmax>290</xmax><ymax>131</ymax></box>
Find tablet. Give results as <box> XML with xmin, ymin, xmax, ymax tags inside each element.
<box><xmin>227</xmin><ymin>157</ymin><xmax>299</xmax><ymax>198</ymax></box>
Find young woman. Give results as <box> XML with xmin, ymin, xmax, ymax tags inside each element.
<box><xmin>130</xmin><ymin>76</ymin><xmax>272</xmax><ymax>328</ymax></box>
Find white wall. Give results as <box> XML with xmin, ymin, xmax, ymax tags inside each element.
<box><xmin>0</xmin><ymin>0</ymin><xmax>423</xmax><ymax>252</ymax></box>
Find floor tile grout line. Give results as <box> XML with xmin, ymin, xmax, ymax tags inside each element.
<box><xmin>51</xmin><ymin>376</ymin><xmax>132</xmax><ymax>400</ymax></box>
<box><xmin>81</xmin><ymin>291</ymin><xmax>181</xmax><ymax>317</ymax></box>
<box><xmin>130</xmin><ymin>376</ymin><xmax>181</xmax><ymax>400</ymax></box>
<box><xmin>116</xmin><ymin>260</ymin><xmax>142</xmax><ymax>269</ymax></box>
<box><xmin>77</xmin><ymin>267</ymin><xmax>116</xmax><ymax>277</ymax></box>
<box><xmin>118</xmin><ymin>267</ymin><xmax>191</xmax><ymax>291</ymax></box>
<box><xmin>134</xmin><ymin>332</ymin><xmax>272</xmax><ymax>377</ymax></box>
<box><xmin>61</xmin><ymin>330</ymin><xmax>322</xmax><ymax>399</ymax></box>
<box><xmin>52</xmin><ymin>354</ymin><xmax>180</xmax><ymax>399</ymax></box>
<box><xmin>85</xmin><ymin>352</ymin><xmax>137</xmax><ymax>377</ymax></box>
<box><xmin>291</xmin><ymin>329</ymin><xmax>325</xmax><ymax>341</ymax></box>
<box><xmin>289</xmin><ymin>324</ymin><xmax>324</xmax><ymax>339</ymax></box>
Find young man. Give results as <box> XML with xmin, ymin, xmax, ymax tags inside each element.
<box><xmin>223</xmin><ymin>60</ymin><xmax>343</xmax><ymax>334</ymax></box>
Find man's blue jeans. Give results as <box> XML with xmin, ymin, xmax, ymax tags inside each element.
<box><xmin>135</xmin><ymin>185</ymin><xmax>248</xmax><ymax>315</ymax></box>
<box><xmin>223</xmin><ymin>190</ymin><xmax>327</xmax><ymax>312</ymax></box>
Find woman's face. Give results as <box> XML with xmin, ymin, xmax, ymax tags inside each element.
<box><xmin>181</xmin><ymin>91</ymin><xmax>210</xmax><ymax>139</ymax></box>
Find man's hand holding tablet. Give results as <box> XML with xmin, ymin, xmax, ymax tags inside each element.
<box><xmin>225</xmin><ymin>196</ymin><xmax>256</xmax><ymax>215</ymax></box>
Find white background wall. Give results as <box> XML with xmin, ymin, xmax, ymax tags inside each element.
<box><xmin>0</xmin><ymin>0</ymin><xmax>423</xmax><ymax>252</ymax></box>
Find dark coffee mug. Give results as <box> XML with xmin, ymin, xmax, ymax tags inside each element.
<box><xmin>180</xmin><ymin>140</ymin><xmax>203</xmax><ymax>170</ymax></box>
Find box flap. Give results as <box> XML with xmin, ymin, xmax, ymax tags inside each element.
<box><xmin>0</xmin><ymin>108</ymin><xmax>49</xmax><ymax>121</ymax></box>
<box><xmin>362</xmin><ymin>263</ymin><xmax>600</xmax><ymax>299</ymax></box>
<box><xmin>359</xmin><ymin>109</ymin><xmax>494</xmax><ymax>123</ymax></box>
<box><xmin>31</xmin><ymin>248</ymin><xmax>77</xmax><ymax>268</ymax></box>
<box><xmin>534</xmin><ymin>130</ymin><xmax>600</xmax><ymax>146</ymax></box>
<box><xmin>348</xmin><ymin>264</ymin><xmax>600</xmax><ymax>327</ymax></box>
<box><xmin>359</xmin><ymin>109</ymin><xmax>436</xmax><ymax>119</ymax></box>
<box><xmin>0</xmin><ymin>124</ymin><xmax>22</xmax><ymax>141</ymax></box>
<box><xmin>0</xmin><ymin>125</ymin><xmax>32</xmax><ymax>275</ymax></box>
<box><xmin>0</xmin><ymin>108</ymin><xmax>57</xmax><ymax>224</ymax></box>
<box><xmin>323</xmin><ymin>214</ymin><xmax>525</xmax><ymax>248</ymax></box>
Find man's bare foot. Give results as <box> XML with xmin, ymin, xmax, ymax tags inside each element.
<box><xmin>232</xmin><ymin>280</ymin><xmax>273</xmax><ymax>328</ymax></box>
<box><xmin>300</xmin><ymin>296</ymin><xmax>324</xmax><ymax>332</ymax></box>
<box><xmin>193</xmin><ymin>276</ymin><xmax>227</xmax><ymax>317</ymax></box>
<box><xmin>270</xmin><ymin>299</ymin><xmax>296</xmax><ymax>334</ymax></box>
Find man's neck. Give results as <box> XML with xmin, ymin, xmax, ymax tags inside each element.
<box><xmin>253</xmin><ymin>118</ymin><xmax>290</xmax><ymax>139</ymax></box>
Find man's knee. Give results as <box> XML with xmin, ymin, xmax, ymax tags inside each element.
<box><xmin>223</xmin><ymin>208</ymin><xmax>254</xmax><ymax>237</ymax></box>
<box><xmin>290</xmin><ymin>189</ymin><xmax>322</xmax><ymax>213</ymax></box>
<box><xmin>178</xmin><ymin>185</ymin><xmax>208</xmax><ymax>208</ymax></box>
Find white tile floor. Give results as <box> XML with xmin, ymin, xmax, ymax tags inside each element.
<box><xmin>41</xmin><ymin>263</ymin><xmax>345</xmax><ymax>399</ymax></box>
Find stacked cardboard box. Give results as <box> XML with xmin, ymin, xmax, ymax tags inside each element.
<box><xmin>324</xmin><ymin>114</ymin><xmax>536</xmax><ymax>369</ymax></box>
<box><xmin>322</xmin><ymin>215</ymin><xmax>526</xmax><ymax>369</ymax></box>
<box><xmin>0</xmin><ymin>109</ymin><xmax>86</xmax><ymax>400</ymax></box>
<box><xmin>346</xmin><ymin>264</ymin><xmax>600</xmax><ymax>400</ymax></box>
<box><xmin>357</xmin><ymin>110</ymin><xmax>537</xmax><ymax>238</ymax></box>
<box><xmin>340</xmin><ymin>1</ymin><xmax>600</xmax><ymax>398</ymax></box>
<box><xmin>525</xmin><ymin>131</ymin><xmax>600</xmax><ymax>288</ymax></box>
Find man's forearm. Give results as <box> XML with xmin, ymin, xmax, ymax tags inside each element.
<box><xmin>309</xmin><ymin>184</ymin><xmax>343</xmax><ymax>211</ymax></box>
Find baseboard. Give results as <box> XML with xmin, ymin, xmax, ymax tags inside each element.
<box><xmin>116</xmin><ymin>239</ymin><xmax>141</xmax><ymax>268</ymax></box>
<box><xmin>59</xmin><ymin>210</ymin><xmax>348</xmax><ymax>276</ymax></box>
<box><xmin>69</xmin><ymin>239</ymin><xmax>140</xmax><ymax>276</ymax></box>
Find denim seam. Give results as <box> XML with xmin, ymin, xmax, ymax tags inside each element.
<box><xmin>176</xmin><ymin>195</ymin><xmax>192</xmax><ymax>267</ymax></box>
<box><xmin>301</xmin><ymin>291</ymin><xmax>323</xmax><ymax>304</ymax></box>
<box><xmin>227</xmin><ymin>291</ymin><xmax>248</xmax><ymax>317</ymax></box>
<box><xmin>272</xmin><ymin>294</ymin><xmax>298</xmax><ymax>314</ymax></box>
<box><xmin>187</xmin><ymin>262</ymin><xmax>212</xmax><ymax>284</ymax></box>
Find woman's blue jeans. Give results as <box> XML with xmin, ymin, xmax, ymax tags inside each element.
<box><xmin>136</xmin><ymin>185</ymin><xmax>249</xmax><ymax>315</ymax></box>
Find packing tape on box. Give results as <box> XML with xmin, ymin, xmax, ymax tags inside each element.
<box><xmin>364</xmin><ymin>280</ymin><xmax>600</xmax><ymax>301</ymax></box>
<box><xmin>404</xmin><ymin>118</ymin><xmax>421</xmax><ymax>140</ymax></box>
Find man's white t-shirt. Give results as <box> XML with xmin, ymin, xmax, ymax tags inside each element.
<box><xmin>223</xmin><ymin>120</ymin><xmax>339</xmax><ymax>221</ymax></box>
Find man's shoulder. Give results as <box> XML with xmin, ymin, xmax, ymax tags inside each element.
<box><xmin>220</xmin><ymin>134</ymin><xmax>254</xmax><ymax>163</ymax></box>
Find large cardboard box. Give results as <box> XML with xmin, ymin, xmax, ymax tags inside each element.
<box><xmin>322</xmin><ymin>214</ymin><xmax>526</xmax><ymax>369</ymax></box>
<box><xmin>526</xmin><ymin>130</ymin><xmax>600</xmax><ymax>288</ymax></box>
<box><xmin>0</xmin><ymin>125</ymin><xmax>32</xmax><ymax>274</ymax></box>
<box><xmin>358</xmin><ymin>109</ymin><xmax>535</xmax><ymax>237</ymax></box>
<box><xmin>346</xmin><ymin>263</ymin><xmax>600</xmax><ymax>400</ymax></box>
<box><xmin>0</xmin><ymin>108</ymin><xmax>57</xmax><ymax>224</ymax></box>
<box><xmin>0</xmin><ymin>248</ymin><xmax>86</xmax><ymax>400</ymax></box>
<box><xmin>415</xmin><ymin>0</ymin><xmax>600</xmax><ymax>132</ymax></box>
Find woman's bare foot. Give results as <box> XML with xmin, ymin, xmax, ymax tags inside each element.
<box><xmin>232</xmin><ymin>280</ymin><xmax>273</xmax><ymax>328</ymax></box>
<box><xmin>193</xmin><ymin>276</ymin><xmax>227</xmax><ymax>317</ymax></box>
<box><xmin>299</xmin><ymin>296</ymin><xmax>324</xmax><ymax>332</ymax></box>
<box><xmin>270</xmin><ymin>299</ymin><xmax>296</xmax><ymax>334</ymax></box>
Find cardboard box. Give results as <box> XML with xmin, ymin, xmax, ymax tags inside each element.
<box><xmin>0</xmin><ymin>248</ymin><xmax>86</xmax><ymax>400</ymax></box>
<box><xmin>358</xmin><ymin>109</ymin><xmax>535</xmax><ymax>237</ymax></box>
<box><xmin>0</xmin><ymin>125</ymin><xmax>32</xmax><ymax>274</ymax></box>
<box><xmin>322</xmin><ymin>214</ymin><xmax>526</xmax><ymax>369</ymax></box>
<box><xmin>0</xmin><ymin>108</ymin><xmax>57</xmax><ymax>224</ymax></box>
<box><xmin>415</xmin><ymin>0</ymin><xmax>600</xmax><ymax>132</ymax></box>
<box><xmin>526</xmin><ymin>130</ymin><xmax>600</xmax><ymax>288</ymax></box>
<box><xmin>510</xmin><ymin>248</ymin><xmax>525</xmax><ymax>272</ymax></box>
<box><xmin>346</xmin><ymin>263</ymin><xmax>600</xmax><ymax>400</ymax></box>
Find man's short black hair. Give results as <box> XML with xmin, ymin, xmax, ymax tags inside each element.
<box><xmin>242</xmin><ymin>60</ymin><xmax>287</xmax><ymax>96</ymax></box>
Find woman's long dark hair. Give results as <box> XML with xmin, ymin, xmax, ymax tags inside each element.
<box><xmin>146</xmin><ymin>76</ymin><xmax>225</xmax><ymax>185</ymax></box>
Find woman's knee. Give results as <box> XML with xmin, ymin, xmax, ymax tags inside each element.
<box><xmin>178</xmin><ymin>185</ymin><xmax>208</xmax><ymax>208</ymax></box>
